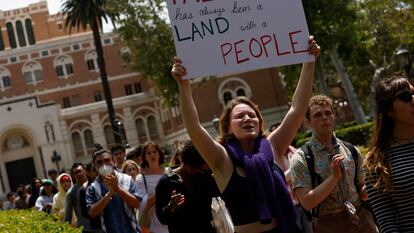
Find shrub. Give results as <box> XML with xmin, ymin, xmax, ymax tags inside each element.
<box><xmin>335</xmin><ymin>122</ymin><xmax>373</xmax><ymax>147</ymax></box>
<box><xmin>292</xmin><ymin>122</ymin><xmax>373</xmax><ymax>148</ymax></box>
<box><xmin>0</xmin><ymin>210</ymin><xmax>81</xmax><ymax>233</ymax></box>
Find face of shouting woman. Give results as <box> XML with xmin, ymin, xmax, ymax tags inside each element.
<box><xmin>229</xmin><ymin>103</ymin><xmax>260</xmax><ymax>142</ymax></box>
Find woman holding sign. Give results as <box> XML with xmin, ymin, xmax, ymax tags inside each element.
<box><xmin>171</xmin><ymin>36</ymin><xmax>319</xmax><ymax>233</ymax></box>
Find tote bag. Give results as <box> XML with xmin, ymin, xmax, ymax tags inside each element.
<box><xmin>211</xmin><ymin>196</ymin><xmax>234</xmax><ymax>233</ymax></box>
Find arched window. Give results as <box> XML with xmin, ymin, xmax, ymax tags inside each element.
<box><xmin>22</xmin><ymin>61</ymin><xmax>42</xmax><ymax>85</ymax></box>
<box><xmin>54</xmin><ymin>55</ymin><xmax>74</xmax><ymax>78</ymax></box>
<box><xmin>6</xmin><ymin>22</ymin><xmax>17</xmax><ymax>49</ymax></box>
<box><xmin>0</xmin><ymin>26</ymin><xmax>4</xmax><ymax>51</ymax></box>
<box><xmin>15</xmin><ymin>21</ymin><xmax>27</xmax><ymax>47</ymax></box>
<box><xmin>218</xmin><ymin>77</ymin><xmax>253</xmax><ymax>106</ymax></box>
<box><xmin>236</xmin><ymin>88</ymin><xmax>246</xmax><ymax>97</ymax></box>
<box><xmin>147</xmin><ymin>116</ymin><xmax>159</xmax><ymax>140</ymax></box>
<box><xmin>223</xmin><ymin>91</ymin><xmax>233</xmax><ymax>105</ymax></box>
<box><xmin>25</xmin><ymin>19</ymin><xmax>35</xmax><ymax>45</ymax></box>
<box><xmin>104</xmin><ymin>125</ymin><xmax>115</xmax><ymax>145</ymax></box>
<box><xmin>84</xmin><ymin>129</ymin><xmax>95</xmax><ymax>154</ymax></box>
<box><xmin>85</xmin><ymin>50</ymin><xmax>98</xmax><ymax>71</ymax></box>
<box><xmin>135</xmin><ymin>118</ymin><xmax>147</xmax><ymax>143</ymax></box>
<box><xmin>72</xmin><ymin>132</ymin><xmax>84</xmax><ymax>157</ymax></box>
<box><xmin>0</xmin><ymin>67</ymin><xmax>11</xmax><ymax>90</ymax></box>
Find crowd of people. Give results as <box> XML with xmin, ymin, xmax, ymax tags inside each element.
<box><xmin>1</xmin><ymin>36</ymin><xmax>413</xmax><ymax>233</ymax></box>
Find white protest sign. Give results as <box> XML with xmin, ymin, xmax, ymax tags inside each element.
<box><xmin>166</xmin><ymin>0</ymin><xmax>314</xmax><ymax>79</ymax></box>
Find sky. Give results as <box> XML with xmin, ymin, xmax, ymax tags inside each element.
<box><xmin>0</xmin><ymin>0</ymin><xmax>113</xmax><ymax>32</ymax></box>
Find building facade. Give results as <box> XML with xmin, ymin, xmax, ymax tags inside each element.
<box><xmin>0</xmin><ymin>1</ymin><xmax>289</xmax><ymax>194</ymax></box>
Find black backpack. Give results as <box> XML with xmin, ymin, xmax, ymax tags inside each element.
<box><xmin>300</xmin><ymin>140</ymin><xmax>360</xmax><ymax>219</ymax></box>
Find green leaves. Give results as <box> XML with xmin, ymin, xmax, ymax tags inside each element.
<box><xmin>0</xmin><ymin>210</ymin><xmax>81</xmax><ymax>233</ymax></box>
<box><xmin>61</xmin><ymin>0</ymin><xmax>112</xmax><ymax>33</ymax></box>
<box><xmin>110</xmin><ymin>0</ymin><xmax>179</xmax><ymax>106</ymax></box>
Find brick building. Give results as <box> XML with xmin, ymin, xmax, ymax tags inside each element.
<box><xmin>0</xmin><ymin>1</ymin><xmax>289</xmax><ymax>194</ymax></box>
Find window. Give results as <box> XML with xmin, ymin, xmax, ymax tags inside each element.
<box><xmin>72</xmin><ymin>95</ymin><xmax>81</xmax><ymax>106</ymax></box>
<box><xmin>103</xmin><ymin>38</ymin><xmax>111</xmax><ymax>45</ymax></box>
<box><xmin>57</xmin><ymin>23</ymin><xmax>63</xmax><ymax>30</ymax></box>
<box><xmin>2</xmin><ymin>76</ymin><xmax>11</xmax><ymax>88</ymax></box>
<box><xmin>0</xmin><ymin>67</ymin><xmax>11</xmax><ymax>90</ymax></box>
<box><xmin>218</xmin><ymin>78</ymin><xmax>252</xmax><ymax>106</ymax></box>
<box><xmin>84</xmin><ymin>129</ymin><xmax>95</xmax><ymax>154</ymax></box>
<box><xmin>9</xmin><ymin>57</ymin><xmax>17</xmax><ymax>63</ymax></box>
<box><xmin>94</xmin><ymin>91</ymin><xmax>102</xmax><ymax>102</ymax></box>
<box><xmin>41</xmin><ymin>50</ymin><xmax>49</xmax><ymax>57</ymax></box>
<box><xmin>72</xmin><ymin>44</ymin><xmax>80</xmax><ymax>50</ymax></box>
<box><xmin>55</xmin><ymin>66</ymin><xmax>64</xmax><ymax>77</ymax></box>
<box><xmin>63</xmin><ymin>97</ymin><xmax>71</xmax><ymax>108</ymax></box>
<box><xmin>71</xmin><ymin>128</ymin><xmax>95</xmax><ymax>157</ymax></box>
<box><xmin>104</xmin><ymin>125</ymin><xmax>115</xmax><ymax>145</ymax></box>
<box><xmin>16</xmin><ymin>21</ymin><xmax>27</xmax><ymax>47</ymax></box>
<box><xmin>85</xmin><ymin>50</ymin><xmax>98</xmax><ymax>71</ymax></box>
<box><xmin>71</xmin><ymin>132</ymin><xmax>84</xmax><ymax>157</ymax></box>
<box><xmin>22</xmin><ymin>61</ymin><xmax>42</xmax><ymax>85</ymax></box>
<box><xmin>223</xmin><ymin>91</ymin><xmax>233</xmax><ymax>105</ymax></box>
<box><xmin>125</xmin><ymin>84</ymin><xmax>133</xmax><ymax>95</ymax></box>
<box><xmin>86</xmin><ymin>59</ymin><xmax>95</xmax><ymax>70</ymax></box>
<box><xmin>0</xmin><ymin>26</ymin><xmax>4</xmax><ymax>51</ymax></box>
<box><xmin>147</xmin><ymin>116</ymin><xmax>159</xmax><ymax>140</ymax></box>
<box><xmin>134</xmin><ymin>82</ymin><xmax>142</xmax><ymax>93</ymax></box>
<box><xmin>236</xmin><ymin>88</ymin><xmax>246</xmax><ymax>97</ymax></box>
<box><xmin>66</xmin><ymin>64</ymin><xmax>74</xmax><ymax>75</ymax></box>
<box><xmin>135</xmin><ymin>118</ymin><xmax>147</xmax><ymax>143</ymax></box>
<box><xmin>54</xmin><ymin>55</ymin><xmax>74</xmax><ymax>78</ymax></box>
<box><xmin>6</xmin><ymin>22</ymin><xmax>16</xmax><ymax>49</ymax></box>
<box><xmin>25</xmin><ymin>19</ymin><xmax>35</xmax><ymax>45</ymax></box>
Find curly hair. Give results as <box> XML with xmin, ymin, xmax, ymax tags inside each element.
<box><xmin>363</xmin><ymin>74</ymin><xmax>411</xmax><ymax>192</ymax></box>
<box><xmin>305</xmin><ymin>95</ymin><xmax>334</xmax><ymax>120</ymax></box>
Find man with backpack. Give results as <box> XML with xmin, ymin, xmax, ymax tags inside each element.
<box><xmin>290</xmin><ymin>95</ymin><xmax>377</xmax><ymax>233</ymax></box>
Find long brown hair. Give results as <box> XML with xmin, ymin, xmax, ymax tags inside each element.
<box><xmin>364</xmin><ymin>74</ymin><xmax>411</xmax><ymax>191</ymax></box>
<box><xmin>216</xmin><ymin>96</ymin><xmax>264</xmax><ymax>145</ymax></box>
<box><xmin>141</xmin><ymin>141</ymin><xmax>165</xmax><ymax>168</ymax></box>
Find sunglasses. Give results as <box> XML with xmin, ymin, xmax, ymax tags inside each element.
<box><xmin>393</xmin><ymin>90</ymin><xmax>414</xmax><ymax>103</ymax></box>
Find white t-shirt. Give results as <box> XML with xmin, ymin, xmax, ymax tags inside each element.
<box><xmin>136</xmin><ymin>173</ymin><xmax>168</xmax><ymax>233</ymax></box>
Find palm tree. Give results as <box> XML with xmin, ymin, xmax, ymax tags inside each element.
<box><xmin>61</xmin><ymin>0</ymin><xmax>122</xmax><ymax>144</ymax></box>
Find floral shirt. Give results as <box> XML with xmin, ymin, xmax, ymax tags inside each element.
<box><xmin>290</xmin><ymin>135</ymin><xmax>364</xmax><ymax>215</ymax></box>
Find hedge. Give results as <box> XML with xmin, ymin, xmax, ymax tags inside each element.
<box><xmin>0</xmin><ymin>210</ymin><xmax>81</xmax><ymax>233</ymax></box>
<box><xmin>293</xmin><ymin>122</ymin><xmax>373</xmax><ymax>148</ymax></box>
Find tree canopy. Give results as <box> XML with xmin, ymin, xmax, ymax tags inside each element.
<box><xmin>109</xmin><ymin>0</ymin><xmax>178</xmax><ymax>106</ymax></box>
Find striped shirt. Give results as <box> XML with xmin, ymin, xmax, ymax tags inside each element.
<box><xmin>365</xmin><ymin>141</ymin><xmax>414</xmax><ymax>233</ymax></box>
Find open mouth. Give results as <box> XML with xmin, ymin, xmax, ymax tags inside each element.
<box><xmin>243</xmin><ymin>125</ymin><xmax>254</xmax><ymax>129</ymax></box>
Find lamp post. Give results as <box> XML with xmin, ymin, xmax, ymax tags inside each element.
<box><xmin>396</xmin><ymin>47</ymin><xmax>412</xmax><ymax>81</ymax></box>
<box><xmin>51</xmin><ymin>150</ymin><xmax>61</xmax><ymax>171</ymax></box>
<box><xmin>114</xmin><ymin>119</ymin><xmax>125</xmax><ymax>144</ymax></box>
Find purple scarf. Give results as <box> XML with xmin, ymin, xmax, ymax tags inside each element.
<box><xmin>225</xmin><ymin>137</ymin><xmax>296</xmax><ymax>233</ymax></box>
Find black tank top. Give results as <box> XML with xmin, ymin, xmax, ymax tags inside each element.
<box><xmin>221</xmin><ymin>167</ymin><xmax>259</xmax><ymax>226</ymax></box>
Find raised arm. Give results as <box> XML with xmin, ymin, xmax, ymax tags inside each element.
<box><xmin>268</xmin><ymin>36</ymin><xmax>319</xmax><ymax>160</ymax></box>
<box><xmin>171</xmin><ymin>59</ymin><xmax>228</xmax><ymax>172</ymax></box>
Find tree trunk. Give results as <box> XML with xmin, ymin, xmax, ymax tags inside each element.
<box><xmin>369</xmin><ymin>61</ymin><xmax>385</xmax><ymax>118</ymax></box>
<box><xmin>316</xmin><ymin>58</ymin><xmax>329</xmax><ymax>95</ymax></box>
<box><xmin>328</xmin><ymin>49</ymin><xmax>367</xmax><ymax>124</ymax></box>
<box><xmin>92</xmin><ymin>21</ymin><xmax>122</xmax><ymax>144</ymax></box>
